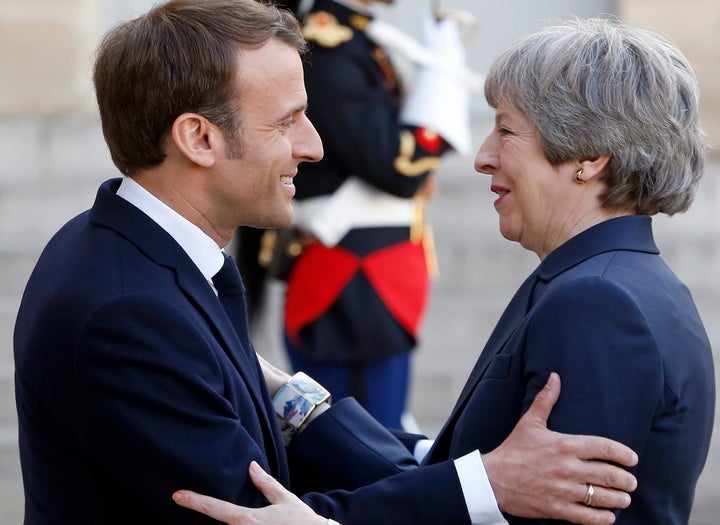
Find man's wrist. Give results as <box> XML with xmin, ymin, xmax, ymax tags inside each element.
<box><xmin>256</xmin><ymin>354</ymin><xmax>291</xmax><ymax>396</ymax></box>
<box><xmin>272</xmin><ymin>371</ymin><xmax>331</xmax><ymax>445</ymax></box>
<box><xmin>455</xmin><ymin>451</ymin><xmax>507</xmax><ymax>525</ymax></box>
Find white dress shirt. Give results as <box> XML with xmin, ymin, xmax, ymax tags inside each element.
<box><xmin>116</xmin><ymin>176</ymin><xmax>224</xmax><ymax>282</ymax></box>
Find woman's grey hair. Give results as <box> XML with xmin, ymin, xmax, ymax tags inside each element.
<box><xmin>484</xmin><ymin>17</ymin><xmax>706</xmax><ymax>215</ymax></box>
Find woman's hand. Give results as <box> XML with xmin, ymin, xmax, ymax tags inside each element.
<box><xmin>173</xmin><ymin>461</ymin><xmax>328</xmax><ymax>525</ymax></box>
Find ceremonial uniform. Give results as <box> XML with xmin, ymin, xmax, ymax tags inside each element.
<box><xmin>283</xmin><ymin>0</ymin><xmax>472</xmax><ymax>428</ymax></box>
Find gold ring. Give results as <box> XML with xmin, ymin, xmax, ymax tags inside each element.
<box><xmin>583</xmin><ymin>483</ymin><xmax>595</xmax><ymax>506</ymax></box>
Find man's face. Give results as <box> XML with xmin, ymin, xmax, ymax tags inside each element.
<box><xmin>211</xmin><ymin>39</ymin><xmax>323</xmax><ymax>231</ymax></box>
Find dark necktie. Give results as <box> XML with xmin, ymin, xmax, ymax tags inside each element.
<box><xmin>212</xmin><ymin>254</ymin><xmax>284</xmax><ymax>477</ymax></box>
<box><xmin>212</xmin><ymin>254</ymin><xmax>253</xmax><ymax>352</ymax></box>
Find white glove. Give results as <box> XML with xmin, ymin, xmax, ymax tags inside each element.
<box><xmin>419</xmin><ymin>9</ymin><xmax>467</xmax><ymax>68</ymax></box>
<box><xmin>365</xmin><ymin>16</ymin><xmax>483</xmax><ymax>90</ymax></box>
<box><xmin>398</xmin><ymin>10</ymin><xmax>474</xmax><ymax>155</ymax></box>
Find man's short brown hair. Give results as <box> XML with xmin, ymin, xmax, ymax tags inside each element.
<box><xmin>93</xmin><ymin>0</ymin><xmax>305</xmax><ymax>175</ymax></box>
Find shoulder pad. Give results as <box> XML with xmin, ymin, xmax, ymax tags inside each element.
<box><xmin>302</xmin><ymin>11</ymin><xmax>353</xmax><ymax>48</ymax></box>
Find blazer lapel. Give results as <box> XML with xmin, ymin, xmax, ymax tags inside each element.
<box><xmin>463</xmin><ymin>269</ymin><xmax>539</xmax><ymax>395</ymax></box>
<box><xmin>426</xmin><ymin>216</ymin><xmax>659</xmax><ymax>464</ymax></box>
<box><xmin>89</xmin><ymin>179</ymin><xmax>284</xmax><ymax>476</ymax></box>
<box><xmin>186</xmin><ymin>274</ymin><xmax>286</xmax><ymax>477</ymax></box>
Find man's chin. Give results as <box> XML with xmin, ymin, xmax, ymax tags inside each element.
<box><xmin>255</xmin><ymin>214</ymin><xmax>294</xmax><ymax>231</ymax></box>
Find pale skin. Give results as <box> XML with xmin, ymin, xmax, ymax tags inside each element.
<box><xmin>475</xmin><ymin>103</ymin><xmax>633</xmax><ymax>260</ymax></box>
<box><xmin>132</xmin><ymin>38</ymin><xmax>323</xmax><ymax>249</ymax></box>
<box><xmin>175</xmin><ymin>371</ymin><xmax>637</xmax><ymax>525</ymax></box>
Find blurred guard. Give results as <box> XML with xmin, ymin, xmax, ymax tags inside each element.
<box><xmin>277</xmin><ymin>0</ymin><xmax>478</xmax><ymax>429</ymax></box>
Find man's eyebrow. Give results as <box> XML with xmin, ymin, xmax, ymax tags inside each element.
<box><xmin>281</xmin><ymin>103</ymin><xmax>309</xmax><ymax>121</ymax></box>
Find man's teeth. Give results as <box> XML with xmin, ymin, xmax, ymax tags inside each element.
<box><xmin>281</xmin><ymin>176</ymin><xmax>293</xmax><ymax>185</ymax></box>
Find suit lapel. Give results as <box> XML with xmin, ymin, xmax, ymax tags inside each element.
<box><xmin>89</xmin><ymin>179</ymin><xmax>284</xmax><ymax>477</ymax></box>
<box><xmin>176</xmin><ymin>269</ymin><xmax>264</xmax><ymax>393</ymax></box>
<box><xmin>192</xmin><ymin>276</ymin><xmax>285</xmax><ymax>477</ymax></box>
<box><xmin>426</xmin><ymin>216</ymin><xmax>659</xmax><ymax>464</ymax></box>
<box><xmin>462</xmin><ymin>270</ymin><xmax>538</xmax><ymax>396</ymax></box>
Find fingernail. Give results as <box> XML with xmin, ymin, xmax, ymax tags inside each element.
<box><xmin>172</xmin><ymin>491</ymin><xmax>183</xmax><ymax>503</ymax></box>
<box><xmin>250</xmin><ymin>461</ymin><xmax>262</xmax><ymax>474</ymax></box>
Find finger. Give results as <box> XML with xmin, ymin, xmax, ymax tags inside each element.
<box><xmin>580</xmin><ymin>460</ymin><xmax>638</xmax><ymax>493</ymax></box>
<box><xmin>173</xmin><ymin>490</ymin><xmax>244</xmax><ymax>522</ymax></box>
<box><xmin>536</xmin><ymin>480</ymin><xmax>623</xmax><ymax>525</ymax></box>
<box><xmin>579</xmin><ymin>484</ymin><xmax>631</xmax><ymax>511</ymax></box>
<box><xmin>557</xmin><ymin>505</ymin><xmax>618</xmax><ymax>525</ymax></box>
<box><xmin>248</xmin><ymin>461</ymin><xmax>294</xmax><ymax>504</ymax></box>
<box><xmin>571</xmin><ymin>436</ymin><xmax>639</xmax><ymax>470</ymax></box>
<box><xmin>523</xmin><ymin>372</ymin><xmax>561</xmax><ymax>426</ymax></box>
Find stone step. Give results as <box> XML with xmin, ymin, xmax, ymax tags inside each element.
<box><xmin>0</xmin><ymin>443</ymin><xmax>23</xmax><ymax>525</ymax></box>
<box><xmin>0</xmin><ymin>117</ymin><xmax>114</xmax><ymax>188</ymax></box>
<box><xmin>0</xmin><ymin>365</ymin><xmax>16</xmax><ymax>445</ymax></box>
<box><xmin>0</xmin><ymin>176</ymin><xmax>105</xmax><ymax>241</ymax></box>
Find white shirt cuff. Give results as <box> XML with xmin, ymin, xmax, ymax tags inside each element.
<box><xmin>412</xmin><ymin>439</ymin><xmax>434</xmax><ymax>463</ymax></box>
<box><xmin>454</xmin><ymin>450</ymin><xmax>508</xmax><ymax>525</ymax></box>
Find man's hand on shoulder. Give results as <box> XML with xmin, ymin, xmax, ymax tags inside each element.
<box><xmin>482</xmin><ymin>373</ymin><xmax>638</xmax><ymax>525</ymax></box>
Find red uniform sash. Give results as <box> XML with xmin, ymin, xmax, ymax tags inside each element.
<box><xmin>284</xmin><ymin>240</ymin><xmax>430</xmax><ymax>343</ymax></box>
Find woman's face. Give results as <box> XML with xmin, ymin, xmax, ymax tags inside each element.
<box><xmin>474</xmin><ymin>103</ymin><xmax>590</xmax><ymax>259</ymax></box>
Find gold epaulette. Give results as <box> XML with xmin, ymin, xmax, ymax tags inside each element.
<box><xmin>349</xmin><ymin>14</ymin><xmax>371</xmax><ymax>32</ymax></box>
<box><xmin>302</xmin><ymin>11</ymin><xmax>353</xmax><ymax>48</ymax></box>
<box><xmin>394</xmin><ymin>130</ymin><xmax>441</xmax><ymax>177</ymax></box>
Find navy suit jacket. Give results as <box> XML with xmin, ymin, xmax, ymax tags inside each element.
<box><xmin>425</xmin><ymin>216</ymin><xmax>715</xmax><ymax>524</ymax></box>
<box><xmin>14</xmin><ymin>179</ymin><xmax>468</xmax><ymax>525</ymax></box>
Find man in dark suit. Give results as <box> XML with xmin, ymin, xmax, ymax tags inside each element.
<box><xmin>14</xmin><ymin>1</ymin><xmax>638</xmax><ymax>524</ymax></box>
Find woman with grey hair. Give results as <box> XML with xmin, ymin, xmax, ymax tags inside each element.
<box><xmin>174</xmin><ymin>17</ymin><xmax>714</xmax><ymax>525</ymax></box>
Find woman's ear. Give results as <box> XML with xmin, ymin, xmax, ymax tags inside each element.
<box><xmin>578</xmin><ymin>155</ymin><xmax>611</xmax><ymax>182</ymax></box>
<box><xmin>171</xmin><ymin>113</ymin><xmax>217</xmax><ymax>168</ymax></box>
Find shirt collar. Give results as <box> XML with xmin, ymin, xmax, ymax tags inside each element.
<box><xmin>116</xmin><ymin>176</ymin><xmax>224</xmax><ymax>281</ymax></box>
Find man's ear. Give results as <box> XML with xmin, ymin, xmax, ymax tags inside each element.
<box><xmin>171</xmin><ymin>113</ymin><xmax>217</xmax><ymax>168</ymax></box>
<box><xmin>578</xmin><ymin>155</ymin><xmax>611</xmax><ymax>182</ymax></box>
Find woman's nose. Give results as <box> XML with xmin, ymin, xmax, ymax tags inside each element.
<box><xmin>474</xmin><ymin>134</ymin><xmax>498</xmax><ymax>175</ymax></box>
